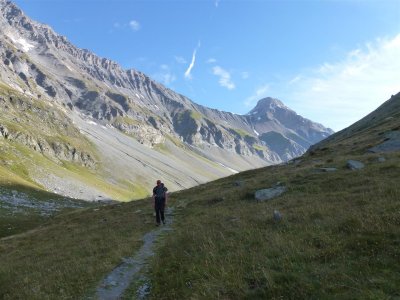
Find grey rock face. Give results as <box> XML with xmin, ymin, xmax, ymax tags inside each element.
<box><xmin>369</xmin><ymin>131</ymin><xmax>400</xmax><ymax>153</ymax></box>
<box><xmin>255</xmin><ymin>186</ymin><xmax>287</xmax><ymax>201</ymax></box>
<box><xmin>346</xmin><ymin>160</ymin><xmax>365</xmax><ymax>170</ymax></box>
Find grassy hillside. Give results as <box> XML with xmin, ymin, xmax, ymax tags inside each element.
<box><xmin>0</xmin><ymin>94</ymin><xmax>399</xmax><ymax>299</ymax></box>
<box><xmin>143</xmin><ymin>152</ymin><xmax>399</xmax><ymax>299</ymax></box>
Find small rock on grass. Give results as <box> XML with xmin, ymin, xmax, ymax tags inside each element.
<box><xmin>255</xmin><ymin>186</ymin><xmax>287</xmax><ymax>201</ymax></box>
<box><xmin>273</xmin><ymin>210</ymin><xmax>282</xmax><ymax>222</ymax></box>
<box><xmin>347</xmin><ymin>160</ymin><xmax>365</xmax><ymax>170</ymax></box>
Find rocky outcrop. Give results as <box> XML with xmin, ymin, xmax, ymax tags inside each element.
<box><xmin>114</xmin><ymin>122</ymin><xmax>165</xmax><ymax>147</ymax></box>
<box><xmin>1</xmin><ymin>127</ymin><xmax>95</xmax><ymax>168</ymax></box>
<box><xmin>368</xmin><ymin>131</ymin><xmax>400</xmax><ymax>153</ymax></box>
<box><xmin>0</xmin><ymin>124</ymin><xmax>9</xmax><ymax>138</ymax></box>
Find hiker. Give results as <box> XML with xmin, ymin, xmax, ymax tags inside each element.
<box><xmin>152</xmin><ymin>180</ymin><xmax>168</xmax><ymax>226</ymax></box>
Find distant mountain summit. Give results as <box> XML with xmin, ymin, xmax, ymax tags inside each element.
<box><xmin>246</xmin><ymin>97</ymin><xmax>334</xmax><ymax>160</ymax></box>
<box><xmin>0</xmin><ymin>0</ymin><xmax>333</xmax><ymax>199</ymax></box>
<box><xmin>248</xmin><ymin>97</ymin><xmax>288</xmax><ymax>112</ymax></box>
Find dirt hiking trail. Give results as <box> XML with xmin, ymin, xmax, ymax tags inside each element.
<box><xmin>95</xmin><ymin>207</ymin><xmax>174</xmax><ymax>299</ymax></box>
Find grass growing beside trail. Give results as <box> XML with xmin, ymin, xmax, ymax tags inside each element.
<box><xmin>144</xmin><ymin>152</ymin><xmax>400</xmax><ymax>299</ymax></box>
<box><xmin>0</xmin><ymin>195</ymin><xmax>157</xmax><ymax>299</ymax></box>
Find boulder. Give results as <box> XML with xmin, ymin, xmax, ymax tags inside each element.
<box><xmin>368</xmin><ymin>131</ymin><xmax>400</xmax><ymax>153</ymax></box>
<box><xmin>347</xmin><ymin>160</ymin><xmax>365</xmax><ymax>170</ymax></box>
<box><xmin>255</xmin><ymin>186</ymin><xmax>287</xmax><ymax>201</ymax></box>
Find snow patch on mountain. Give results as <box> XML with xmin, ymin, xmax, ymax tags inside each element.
<box><xmin>7</xmin><ymin>34</ymin><xmax>34</xmax><ymax>52</ymax></box>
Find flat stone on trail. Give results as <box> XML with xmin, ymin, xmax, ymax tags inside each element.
<box><xmin>255</xmin><ymin>186</ymin><xmax>287</xmax><ymax>201</ymax></box>
<box><xmin>347</xmin><ymin>160</ymin><xmax>365</xmax><ymax>170</ymax></box>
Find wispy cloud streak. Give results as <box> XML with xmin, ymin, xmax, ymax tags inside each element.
<box><xmin>184</xmin><ymin>42</ymin><xmax>201</xmax><ymax>80</ymax></box>
<box><xmin>212</xmin><ymin>66</ymin><xmax>235</xmax><ymax>90</ymax></box>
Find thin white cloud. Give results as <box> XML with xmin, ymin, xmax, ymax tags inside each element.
<box><xmin>288</xmin><ymin>75</ymin><xmax>301</xmax><ymax>85</ymax></box>
<box><xmin>283</xmin><ymin>34</ymin><xmax>400</xmax><ymax>131</ymax></box>
<box><xmin>207</xmin><ymin>58</ymin><xmax>217</xmax><ymax>64</ymax></box>
<box><xmin>245</xmin><ymin>84</ymin><xmax>270</xmax><ymax>107</ymax></box>
<box><xmin>215</xmin><ymin>0</ymin><xmax>221</xmax><ymax>8</ymax></box>
<box><xmin>212</xmin><ymin>66</ymin><xmax>235</xmax><ymax>90</ymax></box>
<box><xmin>184</xmin><ymin>42</ymin><xmax>201</xmax><ymax>80</ymax></box>
<box><xmin>184</xmin><ymin>49</ymin><xmax>197</xmax><ymax>80</ymax></box>
<box><xmin>112</xmin><ymin>20</ymin><xmax>140</xmax><ymax>32</ymax></box>
<box><xmin>174</xmin><ymin>56</ymin><xmax>187</xmax><ymax>64</ymax></box>
<box><xmin>153</xmin><ymin>65</ymin><xmax>176</xmax><ymax>86</ymax></box>
<box><xmin>129</xmin><ymin>20</ymin><xmax>140</xmax><ymax>31</ymax></box>
<box><xmin>241</xmin><ymin>72</ymin><xmax>249</xmax><ymax>79</ymax></box>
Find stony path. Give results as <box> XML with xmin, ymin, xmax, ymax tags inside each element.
<box><xmin>96</xmin><ymin>207</ymin><xmax>174</xmax><ymax>300</ymax></box>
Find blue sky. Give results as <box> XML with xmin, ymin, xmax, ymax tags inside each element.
<box><xmin>13</xmin><ymin>0</ymin><xmax>400</xmax><ymax>131</ymax></box>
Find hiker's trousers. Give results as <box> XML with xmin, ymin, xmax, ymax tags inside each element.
<box><xmin>155</xmin><ymin>199</ymin><xmax>165</xmax><ymax>224</ymax></box>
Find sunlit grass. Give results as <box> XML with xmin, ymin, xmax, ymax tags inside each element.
<box><xmin>144</xmin><ymin>153</ymin><xmax>400</xmax><ymax>299</ymax></box>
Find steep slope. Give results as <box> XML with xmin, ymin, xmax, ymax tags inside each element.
<box><xmin>0</xmin><ymin>0</ymin><xmax>332</xmax><ymax>199</ymax></box>
<box><xmin>309</xmin><ymin>92</ymin><xmax>400</xmax><ymax>156</ymax></box>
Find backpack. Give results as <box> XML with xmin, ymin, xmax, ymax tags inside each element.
<box><xmin>154</xmin><ymin>184</ymin><xmax>166</xmax><ymax>199</ymax></box>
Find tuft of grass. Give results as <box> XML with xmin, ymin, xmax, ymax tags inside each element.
<box><xmin>253</xmin><ymin>144</ymin><xmax>266</xmax><ymax>151</ymax></box>
<box><xmin>190</xmin><ymin>110</ymin><xmax>202</xmax><ymax>121</ymax></box>
<box><xmin>229</xmin><ymin>128</ymin><xmax>252</xmax><ymax>138</ymax></box>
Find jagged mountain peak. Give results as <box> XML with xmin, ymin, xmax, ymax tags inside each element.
<box><xmin>248</xmin><ymin>97</ymin><xmax>290</xmax><ymax>115</ymax></box>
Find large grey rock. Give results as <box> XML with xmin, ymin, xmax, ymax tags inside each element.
<box><xmin>369</xmin><ymin>131</ymin><xmax>400</xmax><ymax>153</ymax></box>
<box><xmin>347</xmin><ymin>160</ymin><xmax>365</xmax><ymax>170</ymax></box>
<box><xmin>255</xmin><ymin>186</ymin><xmax>287</xmax><ymax>201</ymax></box>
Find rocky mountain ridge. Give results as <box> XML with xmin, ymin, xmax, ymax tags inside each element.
<box><xmin>0</xmin><ymin>0</ymin><xmax>333</xmax><ymax>199</ymax></box>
